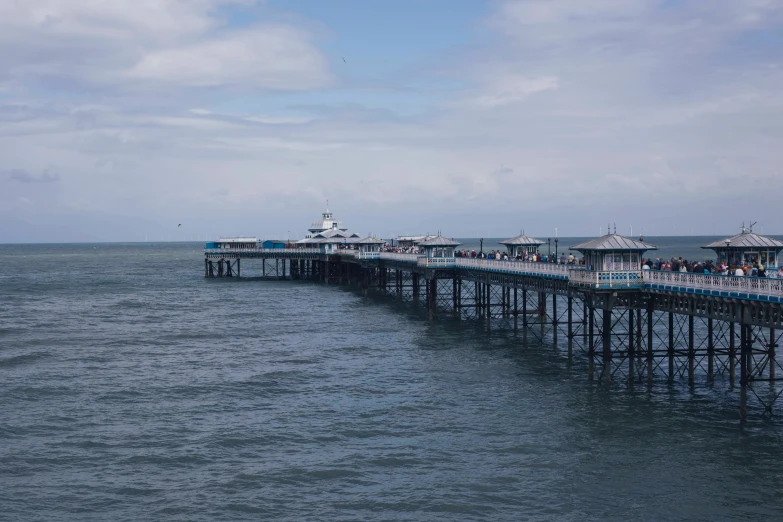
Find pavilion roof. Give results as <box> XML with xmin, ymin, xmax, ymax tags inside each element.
<box><xmin>702</xmin><ymin>232</ymin><xmax>783</xmax><ymax>249</ymax></box>
<box><xmin>499</xmin><ymin>234</ymin><xmax>545</xmax><ymax>246</ymax></box>
<box><xmin>355</xmin><ymin>236</ymin><xmax>386</xmax><ymax>245</ymax></box>
<box><xmin>571</xmin><ymin>234</ymin><xmax>657</xmax><ymax>252</ymax></box>
<box><xmin>418</xmin><ymin>235</ymin><xmax>461</xmax><ymax>247</ymax></box>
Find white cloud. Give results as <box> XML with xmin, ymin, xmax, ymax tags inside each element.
<box><xmin>475</xmin><ymin>74</ymin><xmax>559</xmax><ymax>107</ymax></box>
<box><xmin>0</xmin><ymin>0</ymin><xmax>331</xmax><ymax>90</ymax></box>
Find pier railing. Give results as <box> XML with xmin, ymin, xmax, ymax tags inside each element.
<box><xmin>456</xmin><ymin>258</ymin><xmax>572</xmax><ymax>277</ymax></box>
<box><xmin>354</xmin><ymin>252</ymin><xmax>381</xmax><ymax>260</ymax></box>
<box><xmin>379</xmin><ymin>253</ymin><xmax>421</xmax><ymax>263</ymax></box>
<box><xmin>204</xmin><ymin>247</ymin><xmax>320</xmax><ymax>254</ymax></box>
<box><xmin>643</xmin><ymin>270</ymin><xmax>783</xmax><ymax>299</ymax></box>
<box><xmin>417</xmin><ymin>257</ymin><xmax>456</xmax><ymax>268</ymax></box>
<box><xmin>569</xmin><ymin>269</ymin><xmax>644</xmax><ymax>288</ymax></box>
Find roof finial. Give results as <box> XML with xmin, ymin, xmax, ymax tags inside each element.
<box><xmin>613</xmin><ymin>222</ymin><xmax>616</xmax><ymax>234</ymax></box>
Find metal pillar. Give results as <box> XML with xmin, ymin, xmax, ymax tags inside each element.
<box><xmin>740</xmin><ymin>322</ymin><xmax>749</xmax><ymax>423</ymax></box>
<box><xmin>707</xmin><ymin>317</ymin><xmax>714</xmax><ymax>381</ymax></box>
<box><xmin>729</xmin><ymin>321</ymin><xmax>736</xmax><ymax>386</ymax></box>
<box><xmin>647</xmin><ymin>307</ymin><xmax>653</xmax><ymax>384</ymax></box>
<box><xmin>428</xmin><ymin>278</ymin><xmax>437</xmax><ymax>320</ymax></box>
<box><xmin>602</xmin><ymin>307</ymin><xmax>612</xmax><ymax>383</ymax></box>
<box><xmin>588</xmin><ymin>304</ymin><xmax>595</xmax><ymax>381</ymax></box>
<box><xmin>486</xmin><ymin>283</ymin><xmax>491</xmax><ymax>330</ymax></box>
<box><xmin>452</xmin><ymin>277</ymin><xmax>458</xmax><ymax>313</ymax></box>
<box><xmin>236</xmin><ymin>258</ymin><xmax>240</xmax><ymax>278</ymax></box>
<box><xmin>770</xmin><ymin>328</ymin><xmax>776</xmax><ymax>380</ymax></box>
<box><xmin>688</xmin><ymin>315</ymin><xmax>695</xmax><ymax>385</ymax></box>
<box><xmin>567</xmin><ymin>295</ymin><xmax>573</xmax><ymax>357</ymax></box>
<box><xmin>514</xmin><ymin>287</ymin><xmax>519</xmax><ymax>332</ymax></box>
<box><xmin>668</xmin><ymin>312</ymin><xmax>675</xmax><ymax>381</ymax></box>
<box><xmin>628</xmin><ymin>306</ymin><xmax>635</xmax><ymax>383</ymax></box>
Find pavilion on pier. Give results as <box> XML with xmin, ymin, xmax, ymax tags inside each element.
<box><xmin>499</xmin><ymin>232</ymin><xmax>544</xmax><ymax>258</ymax></box>
<box><xmin>296</xmin><ymin>206</ymin><xmax>360</xmax><ymax>248</ymax></box>
<box><xmin>702</xmin><ymin>226</ymin><xmax>783</xmax><ymax>268</ymax></box>
<box><xmin>571</xmin><ymin>233</ymin><xmax>657</xmax><ymax>271</ymax></box>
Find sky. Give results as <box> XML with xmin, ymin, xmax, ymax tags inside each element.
<box><xmin>1</xmin><ymin>0</ymin><xmax>782</xmax><ymax>242</ymax></box>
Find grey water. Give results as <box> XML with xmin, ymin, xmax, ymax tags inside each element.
<box><xmin>2</xmin><ymin>241</ymin><xmax>783</xmax><ymax>521</ymax></box>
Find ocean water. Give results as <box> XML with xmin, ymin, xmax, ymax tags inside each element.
<box><xmin>2</xmin><ymin>241</ymin><xmax>783</xmax><ymax>521</ymax></box>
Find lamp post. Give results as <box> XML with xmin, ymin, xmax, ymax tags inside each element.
<box><xmin>480</xmin><ymin>238</ymin><xmax>484</xmax><ymax>255</ymax></box>
<box><xmin>548</xmin><ymin>238</ymin><xmax>551</xmax><ymax>259</ymax></box>
<box><xmin>725</xmin><ymin>239</ymin><xmax>731</xmax><ymax>266</ymax></box>
<box><xmin>555</xmin><ymin>237</ymin><xmax>559</xmax><ymax>260</ymax></box>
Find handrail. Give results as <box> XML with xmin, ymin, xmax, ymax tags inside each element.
<box><xmin>205</xmin><ymin>248</ymin><xmax>319</xmax><ymax>254</ymax></box>
<box><xmin>643</xmin><ymin>270</ymin><xmax>783</xmax><ymax>297</ymax></box>
<box><xmin>379</xmin><ymin>253</ymin><xmax>421</xmax><ymax>262</ymax></box>
<box><xmin>456</xmin><ymin>258</ymin><xmax>573</xmax><ymax>276</ymax></box>
<box><xmin>568</xmin><ymin>269</ymin><xmax>644</xmax><ymax>288</ymax></box>
<box><xmin>417</xmin><ymin>257</ymin><xmax>456</xmax><ymax>268</ymax></box>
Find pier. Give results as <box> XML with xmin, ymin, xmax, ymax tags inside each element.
<box><xmin>204</xmin><ymin>214</ymin><xmax>783</xmax><ymax>423</ymax></box>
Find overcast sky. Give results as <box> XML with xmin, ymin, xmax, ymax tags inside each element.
<box><xmin>1</xmin><ymin>0</ymin><xmax>782</xmax><ymax>242</ymax></box>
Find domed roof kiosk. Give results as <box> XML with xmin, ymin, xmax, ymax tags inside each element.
<box><xmin>417</xmin><ymin>235</ymin><xmax>461</xmax><ymax>268</ymax></box>
<box><xmin>355</xmin><ymin>236</ymin><xmax>386</xmax><ymax>259</ymax></box>
<box><xmin>702</xmin><ymin>226</ymin><xmax>783</xmax><ymax>268</ymax></box>
<box><xmin>499</xmin><ymin>233</ymin><xmax>545</xmax><ymax>259</ymax></box>
<box><xmin>571</xmin><ymin>233</ymin><xmax>657</xmax><ymax>272</ymax></box>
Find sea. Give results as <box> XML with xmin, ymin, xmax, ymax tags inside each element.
<box><xmin>2</xmin><ymin>237</ymin><xmax>783</xmax><ymax>521</ymax></box>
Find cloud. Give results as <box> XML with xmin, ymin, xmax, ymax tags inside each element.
<box><xmin>0</xmin><ymin>0</ymin><xmax>331</xmax><ymax>91</ymax></box>
<box><xmin>474</xmin><ymin>74</ymin><xmax>559</xmax><ymax>107</ymax></box>
<box><xmin>6</xmin><ymin>169</ymin><xmax>60</xmax><ymax>183</ymax></box>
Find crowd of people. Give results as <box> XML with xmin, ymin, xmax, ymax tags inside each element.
<box><xmin>453</xmin><ymin>250</ymin><xmax>583</xmax><ymax>265</ymax></box>
<box><xmin>642</xmin><ymin>258</ymin><xmax>783</xmax><ymax>278</ymax></box>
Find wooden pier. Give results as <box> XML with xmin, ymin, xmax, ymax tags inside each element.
<box><xmin>204</xmin><ymin>237</ymin><xmax>783</xmax><ymax>422</ymax></box>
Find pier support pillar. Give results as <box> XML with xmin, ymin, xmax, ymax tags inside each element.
<box><xmin>236</xmin><ymin>258</ymin><xmax>240</xmax><ymax>278</ymax></box>
<box><xmin>668</xmin><ymin>312</ymin><xmax>675</xmax><ymax>382</ymax></box>
<box><xmin>588</xmin><ymin>303</ymin><xmax>595</xmax><ymax>381</ymax></box>
<box><xmin>428</xmin><ymin>278</ymin><xmax>437</xmax><ymax>320</ymax></box>
<box><xmin>538</xmin><ymin>292</ymin><xmax>546</xmax><ymax>320</ymax></box>
<box><xmin>647</xmin><ymin>307</ymin><xmax>654</xmax><ymax>384</ymax></box>
<box><xmin>513</xmin><ymin>287</ymin><xmax>519</xmax><ymax>333</ymax></box>
<box><xmin>486</xmin><ymin>283</ymin><xmax>491</xmax><ymax>330</ymax></box>
<box><xmin>729</xmin><ymin>321</ymin><xmax>736</xmax><ymax>387</ymax></box>
<box><xmin>740</xmin><ymin>323</ymin><xmax>749</xmax><ymax>424</ymax></box>
<box><xmin>707</xmin><ymin>317</ymin><xmax>714</xmax><ymax>381</ymax></box>
<box><xmin>412</xmin><ymin>273</ymin><xmax>420</xmax><ymax>299</ymax></box>
<box><xmin>452</xmin><ymin>277</ymin><xmax>458</xmax><ymax>314</ymax></box>
<box><xmin>628</xmin><ymin>306</ymin><xmax>635</xmax><ymax>383</ymax></box>
<box><xmin>552</xmin><ymin>293</ymin><xmax>558</xmax><ymax>342</ymax></box>
<box><xmin>567</xmin><ymin>295</ymin><xmax>573</xmax><ymax>357</ymax></box>
<box><xmin>602</xmin><ymin>307</ymin><xmax>612</xmax><ymax>384</ymax></box>
<box><xmin>770</xmin><ymin>328</ymin><xmax>776</xmax><ymax>380</ymax></box>
<box><xmin>204</xmin><ymin>258</ymin><xmax>209</xmax><ymax>278</ymax></box>
<box><xmin>688</xmin><ymin>314</ymin><xmax>695</xmax><ymax>386</ymax></box>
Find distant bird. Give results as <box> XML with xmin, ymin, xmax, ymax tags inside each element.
<box><xmin>342</xmin><ymin>57</ymin><xmax>346</xmax><ymax>63</ymax></box>
<box><xmin>178</xmin><ymin>224</ymin><xmax>182</xmax><ymax>227</ymax></box>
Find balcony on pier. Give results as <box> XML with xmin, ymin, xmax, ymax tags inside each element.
<box><xmin>355</xmin><ymin>236</ymin><xmax>386</xmax><ymax>260</ymax></box>
<box><xmin>702</xmin><ymin>227</ymin><xmax>783</xmax><ymax>269</ymax></box>
<box><xmin>567</xmin><ymin>231</ymin><xmax>656</xmax><ymax>290</ymax></box>
<box><xmin>499</xmin><ymin>232</ymin><xmax>544</xmax><ymax>259</ymax></box>
<box><xmin>416</xmin><ymin>235</ymin><xmax>461</xmax><ymax>269</ymax></box>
